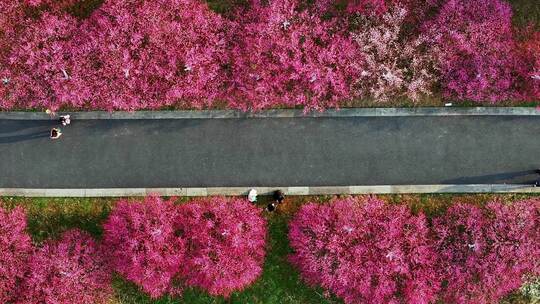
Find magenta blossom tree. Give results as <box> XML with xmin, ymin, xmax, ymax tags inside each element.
<box><xmin>519</xmin><ymin>29</ymin><xmax>540</xmax><ymax>101</ymax></box>
<box><xmin>352</xmin><ymin>5</ymin><xmax>439</xmax><ymax>103</ymax></box>
<box><xmin>0</xmin><ymin>0</ymin><xmax>24</xmax><ymax>53</ymax></box>
<box><xmin>425</xmin><ymin>0</ymin><xmax>526</xmax><ymax>103</ymax></box>
<box><xmin>0</xmin><ymin>206</ymin><xmax>32</xmax><ymax>303</ymax></box>
<box><xmin>228</xmin><ymin>0</ymin><xmax>363</xmax><ymax>111</ymax></box>
<box><xmin>2</xmin><ymin>12</ymin><xmax>92</xmax><ymax>111</ymax></box>
<box><xmin>176</xmin><ymin>197</ymin><xmax>267</xmax><ymax>297</ymax></box>
<box><xmin>289</xmin><ymin>196</ymin><xmax>440</xmax><ymax>304</ymax></box>
<box><xmin>20</xmin><ymin>229</ymin><xmax>112</xmax><ymax>304</ymax></box>
<box><xmin>0</xmin><ymin>0</ymin><xmax>26</xmax><ymax>109</ymax></box>
<box><xmin>433</xmin><ymin>200</ymin><xmax>540</xmax><ymax>304</ymax></box>
<box><xmin>78</xmin><ymin>0</ymin><xmax>230</xmax><ymax>111</ymax></box>
<box><xmin>103</xmin><ymin>196</ymin><xmax>185</xmax><ymax>298</ymax></box>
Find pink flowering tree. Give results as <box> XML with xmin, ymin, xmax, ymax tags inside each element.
<box><xmin>20</xmin><ymin>229</ymin><xmax>112</xmax><ymax>304</ymax></box>
<box><xmin>433</xmin><ymin>200</ymin><xmax>540</xmax><ymax>304</ymax></box>
<box><xmin>0</xmin><ymin>0</ymin><xmax>104</xmax><ymax>110</ymax></box>
<box><xmin>78</xmin><ymin>0</ymin><xmax>230</xmax><ymax>111</ymax></box>
<box><xmin>0</xmin><ymin>206</ymin><xmax>32</xmax><ymax>303</ymax></box>
<box><xmin>289</xmin><ymin>197</ymin><xmax>440</xmax><ymax>304</ymax></box>
<box><xmin>2</xmin><ymin>12</ymin><xmax>93</xmax><ymax>111</ymax></box>
<box><xmin>351</xmin><ymin>5</ymin><xmax>439</xmax><ymax>103</ymax></box>
<box><xmin>425</xmin><ymin>0</ymin><xmax>526</xmax><ymax>103</ymax></box>
<box><xmin>228</xmin><ymin>0</ymin><xmax>362</xmax><ymax>111</ymax></box>
<box><xmin>176</xmin><ymin>197</ymin><xmax>267</xmax><ymax>297</ymax></box>
<box><xmin>0</xmin><ymin>1</ymin><xmax>24</xmax><ymax>54</ymax></box>
<box><xmin>103</xmin><ymin>196</ymin><xmax>185</xmax><ymax>298</ymax></box>
<box><xmin>518</xmin><ymin>29</ymin><xmax>540</xmax><ymax>101</ymax></box>
<box><xmin>0</xmin><ymin>0</ymin><xmax>25</xmax><ymax>108</ymax></box>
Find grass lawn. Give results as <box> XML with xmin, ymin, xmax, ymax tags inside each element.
<box><xmin>1</xmin><ymin>194</ymin><xmax>539</xmax><ymax>304</ymax></box>
<box><xmin>508</xmin><ymin>0</ymin><xmax>540</xmax><ymax>28</ymax></box>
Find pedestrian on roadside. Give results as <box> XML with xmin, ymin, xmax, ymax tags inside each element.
<box><xmin>266</xmin><ymin>202</ymin><xmax>277</xmax><ymax>212</ymax></box>
<box><xmin>534</xmin><ymin>169</ymin><xmax>540</xmax><ymax>187</ymax></box>
<box><xmin>248</xmin><ymin>189</ymin><xmax>257</xmax><ymax>203</ymax></box>
<box><xmin>46</xmin><ymin>108</ymin><xmax>56</xmax><ymax>117</ymax></box>
<box><xmin>50</xmin><ymin>128</ymin><xmax>62</xmax><ymax>139</ymax></box>
<box><xmin>59</xmin><ymin>114</ymin><xmax>71</xmax><ymax>126</ymax></box>
<box><xmin>273</xmin><ymin>190</ymin><xmax>285</xmax><ymax>204</ymax></box>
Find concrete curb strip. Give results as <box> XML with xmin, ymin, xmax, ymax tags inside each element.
<box><xmin>1</xmin><ymin>107</ymin><xmax>539</xmax><ymax>120</ymax></box>
<box><xmin>1</xmin><ymin>185</ymin><xmax>539</xmax><ymax>197</ymax></box>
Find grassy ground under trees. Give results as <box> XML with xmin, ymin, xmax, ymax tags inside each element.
<box><xmin>67</xmin><ymin>0</ymin><xmax>540</xmax><ymax>27</ymax></box>
<box><xmin>1</xmin><ymin>194</ymin><xmax>539</xmax><ymax>304</ymax></box>
<box><xmin>508</xmin><ymin>0</ymin><xmax>540</xmax><ymax>28</ymax></box>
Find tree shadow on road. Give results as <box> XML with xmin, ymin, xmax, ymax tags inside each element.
<box><xmin>0</xmin><ymin>120</ymin><xmax>57</xmax><ymax>134</ymax></box>
<box><xmin>442</xmin><ymin>170</ymin><xmax>539</xmax><ymax>184</ymax></box>
<box><xmin>0</xmin><ymin>130</ymin><xmax>50</xmax><ymax>144</ymax></box>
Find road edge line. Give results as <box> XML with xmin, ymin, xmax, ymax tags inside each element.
<box><xmin>1</xmin><ymin>107</ymin><xmax>539</xmax><ymax>120</ymax></box>
<box><xmin>1</xmin><ymin>184</ymin><xmax>539</xmax><ymax>197</ymax></box>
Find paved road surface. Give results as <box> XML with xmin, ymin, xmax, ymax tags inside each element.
<box><xmin>0</xmin><ymin>116</ymin><xmax>539</xmax><ymax>188</ymax></box>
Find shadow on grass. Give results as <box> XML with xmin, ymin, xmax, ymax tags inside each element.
<box><xmin>0</xmin><ymin>197</ymin><xmax>113</xmax><ymax>243</ymax></box>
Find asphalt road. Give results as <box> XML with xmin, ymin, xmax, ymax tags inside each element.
<box><xmin>0</xmin><ymin>116</ymin><xmax>539</xmax><ymax>188</ymax></box>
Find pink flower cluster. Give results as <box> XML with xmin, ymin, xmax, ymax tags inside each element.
<box><xmin>0</xmin><ymin>207</ymin><xmax>112</xmax><ymax>304</ymax></box>
<box><xmin>518</xmin><ymin>29</ymin><xmax>540</xmax><ymax>100</ymax></box>
<box><xmin>2</xmin><ymin>0</ymin><xmax>229</xmax><ymax>111</ymax></box>
<box><xmin>103</xmin><ymin>196</ymin><xmax>267</xmax><ymax>298</ymax></box>
<box><xmin>103</xmin><ymin>196</ymin><xmax>185</xmax><ymax>298</ymax></box>
<box><xmin>434</xmin><ymin>200</ymin><xmax>540</xmax><ymax>304</ymax></box>
<box><xmin>227</xmin><ymin>0</ymin><xmax>362</xmax><ymax>111</ymax></box>
<box><xmin>0</xmin><ymin>207</ymin><xmax>32</xmax><ymax>303</ymax></box>
<box><xmin>426</xmin><ymin>0</ymin><xmax>532</xmax><ymax>103</ymax></box>
<box><xmin>0</xmin><ymin>196</ymin><xmax>267</xmax><ymax>302</ymax></box>
<box><xmin>352</xmin><ymin>5</ymin><xmax>438</xmax><ymax>103</ymax></box>
<box><xmin>79</xmin><ymin>0</ymin><xmax>230</xmax><ymax>110</ymax></box>
<box><xmin>0</xmin><ymin>0</ymin><xmax>537</xmax><ymax>110</ymax></box>
<box><xmin>177</xmin><ymin>197</ymin><xmax>267</xmax><ymax>297</ymax></box>
<box><xmin>289</xmin><ymin>197</ymin><xmax>540</xmax><ymax>304</ymax></box>
<box><xmin>289</xmin><ymin>197</ymin><xmax>440</xmax><ymax>304</ymax></box>
<box><xmin>19</xmin><ymin>229</ymin><xmax>112</xmax><ymax>304</ymax></box>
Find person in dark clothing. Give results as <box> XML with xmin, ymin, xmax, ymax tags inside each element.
<box><xmin>50</xmin><ymin>128</ymin><xmax>62</xmax><ymax>139</ymax></box>
<box><xmin>273</xmin><ymin>190</ymin><xmax>285</xmax><ymax>204</ymax></box>
<box><xmin>534</xmin><ymin>169</ymin><xmax>540</xmax><ymax>187</ymax></box>
<box><xmin>266</xmin><ymin>202</ymin><xmax>277</xmax><ymax>212</ymax></box>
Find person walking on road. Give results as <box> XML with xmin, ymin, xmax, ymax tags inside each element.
<box><xmin>50</xmin><ymin>128</ymin><xmax>62</xmax><ymax>139</ymax></box>
<box><xmin>60</xmin><ymin>114</ymin><xmax>71</xmax><ymax>126</ymax></box>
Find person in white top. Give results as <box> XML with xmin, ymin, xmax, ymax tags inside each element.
<box><xmin>60</xmin><ymin>114</ymin><xmax>71</xmax><ymax>126</ymax></box>
<box><xmin>248</xmin><ymin>189</ymin><xmax>257</xmax><ymax>203</ymax></box>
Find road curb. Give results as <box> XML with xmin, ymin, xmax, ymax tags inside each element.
<box><xmin>0</xmin><ymin>107</ymin><xmax>539</xmax><ymax>120</ymax></box>
<box><xmin>1</xmin><ymin>185</ymin><xmax>539</xmax><ymax>197</ymax></box>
